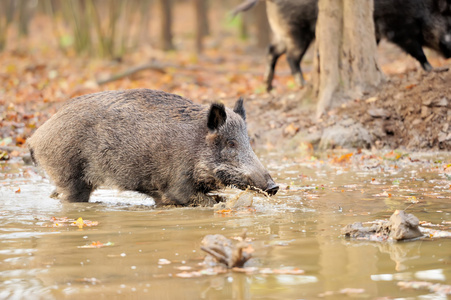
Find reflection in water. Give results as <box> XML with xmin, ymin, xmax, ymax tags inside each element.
<box><xmin>377</xmin><ymin>240</ymin><xmax>422</xmax><ymax>271</ymax></box>
<box><xmin>1</xmin><ymin>152</ymin><xmax>451</xmax><ymax>299</ymax></box>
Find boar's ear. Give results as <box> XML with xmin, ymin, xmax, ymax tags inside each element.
<box><xmin>233</xmin><ymin>97</ymin><xmax>246</xmax><ymax>121</ymax></box>
<box><xmin>207</xmin><ymin>103</ymin><xmax>227</xmax><ymax>131</ymax></box>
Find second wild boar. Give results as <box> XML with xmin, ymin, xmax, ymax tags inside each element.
<box><xmin>233</xmin><ymin>0</ymin><xmax>451</xmax><ymax>91</ymax></box>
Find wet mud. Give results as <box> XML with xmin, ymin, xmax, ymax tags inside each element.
<box><xmin>201</xmin><ymin>231</ymin><xmax>252</xmax><ymax>268</ymax></box>
<box><xmin>342</xmin><ymin>210</ymin><xmax>423</xmax><ymax>241</ymax></box>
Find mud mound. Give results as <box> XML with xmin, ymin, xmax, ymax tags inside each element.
<box><xmin>325</xmin><ymin>68</ymin><xmax>451</xmax><ymax>150</ymax></box>
<box><xmin>244</xmin><ymin>68</ymin><xmax>451</xmax><ymax>151</ymax></box>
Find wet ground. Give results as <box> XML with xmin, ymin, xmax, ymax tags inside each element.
<box><xmin>1</xmin><ymin>151</ymin><xmax>451</xmax><ymax>299</ymax></box>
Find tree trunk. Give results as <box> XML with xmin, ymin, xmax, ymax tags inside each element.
<box><xmin>18</xmin><ymin>0</ymin><xmax>35</xmax><ymax>37</ymax></box>
<box><xmin>0</xmin><ymin>0</ymin><xmax>15</xmax><ymax>51</ymax></box>
<box><xmin>315</xmin><ymin>0</ymin><xmax>382</xmax><ymax>118</ymax></box>
<box><xmin>254</xmin><ymin>0</ymin><xmax>270</xmax><ymax>49</ymax></box>
<box><xmin>158</xmin><ymin>0</ymin><xmax>174</xmax><ymax>51</ymax></box>
<box><xmin>139</xmin><ymin>0</ymin><xmax>152</xmax><ymax>44</ymax></box>
<box><xmin>194</xmin><ymin>0</ymin><xmax>209</xmax><ymax>53</ymax></box>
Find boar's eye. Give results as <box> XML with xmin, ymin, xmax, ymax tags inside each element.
<box><xmin>227</xmin><ymin>140</ymin><xmax>238</xmax><ymax>148</ymax></box>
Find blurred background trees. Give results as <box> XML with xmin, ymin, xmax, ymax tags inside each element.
<box><xmin>0</xmin><ymin>0</ymin><xmax>271</xmax><ymax>57</ymax></box>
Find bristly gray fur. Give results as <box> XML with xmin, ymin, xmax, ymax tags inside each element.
<box><xmin>27</xmin><ymin>89</ymin><xmax>278</xmax><ymax>206</ymax></box>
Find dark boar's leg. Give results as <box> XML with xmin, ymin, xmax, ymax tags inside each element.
<box><xmin>264</xmin><ymin>29</ymin><xmax>313</xmax><ymax>91</ymax></box>
<box><xmin>395</xmin><ymin>38</ymin><xmax>432</xmax><ymax>71</ymax></box>
<box><xmin>58</xmin><ymin>180</ymin><xmax>93</xmax><ymax>202</ymax></box>
<box><xmin>287</xmin><ymin>28</ymin><xmax>315</xmax><ymax>88</ymax></box>
<box><xmin>264</xmin><ymin>42</ymin><xmax>286</xmax><ymax>92</ymax></box>
<box><xmin>385</xmin><ymin>28</ymin><xmax>433</xmax><ymax>71</ymax></box>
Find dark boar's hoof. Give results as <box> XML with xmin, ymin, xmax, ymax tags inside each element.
<box><xmin>26</xmin><ymin>89</ymin><xmax>278</xmax><ymax>206</ymax></box>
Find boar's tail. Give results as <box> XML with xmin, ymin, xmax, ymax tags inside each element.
<box><xmin>231</xmin><ymin>0</ymin><xmax>259</xmax><ymax>17</ymax></box>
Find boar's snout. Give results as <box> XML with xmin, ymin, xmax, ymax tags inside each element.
<box><xmin>248</xmin><ymin>172</ymin><xmax>278</xmax><ymax>196</ymax></box>
<box><xmin>265</xmin><ymin>181</ymin><xmax>279</xmax><ymax>196</ymax></box>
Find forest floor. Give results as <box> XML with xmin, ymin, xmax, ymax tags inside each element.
<box><xmin>1</xmin><ymin>12</ymin><xmax>450</xmax><ymax>159</ymax></box>
<box><xmin>240</xmin><ymin>64</ymin><xmax>451</xmax><ymax>153</ymax></box>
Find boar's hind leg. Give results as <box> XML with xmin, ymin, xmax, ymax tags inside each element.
<box><xmin>264</xmin><ymin>42</ymin><xmax>286</xmax><ymax>92</ymax></box>
<box><xmin>286</xmin><ymin>33</ymin><xmax>313</xmax><ymax>88</ymax></box>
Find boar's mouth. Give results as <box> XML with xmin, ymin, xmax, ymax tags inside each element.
<box><xmin>232</xmin><ymin>184</ymin><xmax>279</xmax><ymax>196</ymax></box>
<box><xmin>215</xmin><ymin>169</ymin><xmax>279</xmax><ymax>196</ymax></box>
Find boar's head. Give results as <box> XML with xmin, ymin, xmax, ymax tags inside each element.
<box><xmin>199</xmin><ymin>98</ymin><xmax>278</xmax><ymax>196</ymax></box>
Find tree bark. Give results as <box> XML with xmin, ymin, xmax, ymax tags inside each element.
<box><xmin>315</xmin><ymin>0</ymin><xmax>382</xmax><ymax>118</ymax></box>
<box><xmin>254</xmin><ymin>0</ymin><xmax>270</xmax><ymax>49</ymax></box>
<box><xmin>194</xmin><ymin>0</ymin><xmax>209</xmax><ymax>53</ymax></box>
<box><xmin>159</xmin><ymin>0</ymin><xmax>174</xmax><ymax>51</ymax></box>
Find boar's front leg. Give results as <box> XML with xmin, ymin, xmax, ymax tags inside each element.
<box><xmin>159</xmin><ymin>192</ymin><xmax>222</xmax><ymax>207</ymax></box>
<box><xmin>56</xmin><ymin>179</ymin><xmax>93</xmax><ymax>202</ymax></box>
<box><xmin>389</xmin><ymin>34</ymin><xmax>432</xmax><ymax>71</ymax></box>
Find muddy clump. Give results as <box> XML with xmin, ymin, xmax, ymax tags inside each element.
<box><xmin>342</xmin><ymin>210</ymin><xmax>423</xmax><ymax>241</ymax></box>
<box><xmin>200</xmin><ymin>231</ymin><xmax>253</xmax><ymax>268</ymax></box>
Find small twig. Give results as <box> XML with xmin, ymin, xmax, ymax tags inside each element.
<box><xmin>432</xmin><ymin>67</ymin><xmax>449</xmax><ymax>73</ymax></box>
<box><xmin>96</xmin><ymin>61</ymin><xmax>261</xmax><ymax>85</ymax></box>
<box><xmin>96</xmin><ymin>61</ymin><xmax>166</xmax><ymax>85</ymax></box>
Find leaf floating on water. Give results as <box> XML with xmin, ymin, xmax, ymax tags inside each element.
<box><xmin>332</xmin><ymin>152</ymin><xmax>353</xmax><ymax>164</ymax></box>
<box><xmin>40</xmin><ymin>216</ymin><xmax>99</xmax><ymax>228</ymax></box>
<box><xmin>78</xmin><ymin>241</ymin><xmax>114</xmax><ymax>249</ymax></box>
<box><xmin>214</xmin><ymin>209</ymin><xmax>232</xmax><ymax>215</ymax></box>
<box><xmin>383</xmin><ymin>150</ymin><xmax>405</xmax><ymax>161</ymax></box>
<box><xmin>373</xmin><ymin>191</ymin><xmax>391</xmax><ymax>197</ymax></box>
<box><xmin>406</xmin><ymin>196</ymin><xmax>419</xmax><ymax>203</ymax></box>
<box><xmin>75</xmin><ymin>217</ymin><xmax>84</xmax><ymax>229</ymax></box>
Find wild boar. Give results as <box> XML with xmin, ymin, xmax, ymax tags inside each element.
<box><xmin>233</xmin><ymin>0</ymin><xmax>451</xmax><ymax>91</ymax></box>
<box><xmin>27</xmin><ymin>89</ymin><xmax>278</xmax><ymax>206</ymax></box>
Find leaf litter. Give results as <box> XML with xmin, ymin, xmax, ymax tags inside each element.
<box><xmin>39</xmin><ymin>216</ymin><xmax>99</xmax><ymax>228</ymax></box>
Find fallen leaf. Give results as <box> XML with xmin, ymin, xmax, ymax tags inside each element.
<box><xmin>332</xmin><ymin>153</ymin><xmax>353</xmax><ymax>164</ymax></box>
<box><xmin>75</xmin><ymin>217</ymin><xmax>84</xmax><ymax>229</ymax></box>
<box><xmin>78</xmin><ymin>241</ymin><xmax>114</xmax><ymax>249</ymax></box>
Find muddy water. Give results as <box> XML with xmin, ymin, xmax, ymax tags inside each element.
<box><xmin>1</xmin><ymin>152</ymin><xmax>450</xmax><ymax>300</ymax></box>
